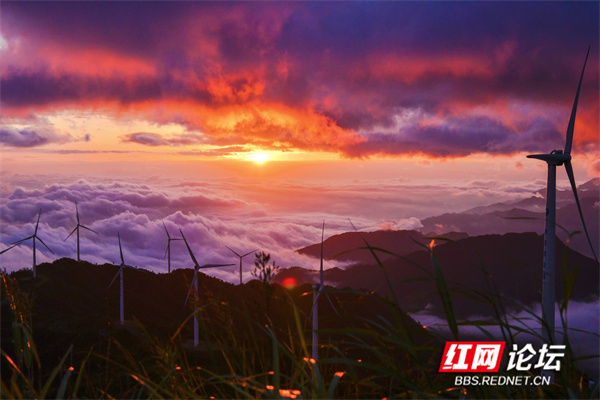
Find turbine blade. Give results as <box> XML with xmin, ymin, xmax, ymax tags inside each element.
<box><xmin>118</xmin><ymin>233</ymin><xmax>125</xmax><ymax>265</ymax></box>
<box><xmin>64</xmin><ymin>227</ymin><xmax>78</xmax><ymax>241</ymax></box>
<box><xmin>564</xmin><ymin>161</ymin><xmax>598</xmax><ymax>261</ymax></box>
<box><xmin>180</xmin><ymin>229</ymin><xmax>200</xmax><ymax>267</ymax></box>
<box><xmin>564</xmin><ymin>46</ymin><xmax>590</xmax><ymax>155</ymax></box>
<box><xmin>76</xmin><ymin>203</ymin><xmax>80</xmax><ymax>224</ymax></box>
<box><xmin>241</xmin><ymin>249</ymin><xmax>259</xmax><ymax>258</ymax></box>
<box><xmin>325</xmin><ymin>292</ymin><xmax>341</xmax><ymax>317</ymax></box>
<box><xmin>226</xmin><ymin>246</ymin><xmax>241</xmax><ymax>257</ymax></box>
<box><xmin>36</xmin><ymin>236</ymin><xmax>55</xmax><ymax>254</ymax></box>
<box><xmin>184</xmin><ymin>270</ymin><xmax>198</xmax><ymax>307</ymax></box>
<box><xmin>197</xmin><ymin>263</ymin><xmax>235</xmax><ymax>269</ymax></box>
<box><xmin>184</xmin><ymin>285</ymin><xmax>193</xmax><ymax>308</ymax></box>
<box><xmin>11</xmin><ymin>236</ymin><xmax>33</xmax><ymax>245</ymax></box>
<box><xmin>80</xmin><ymin>225</ymin><xmax>99</xmax><ymax>234</ymax></box>
<box><xmin>0</xmin><ymin>243</ymin><xmax>18</xmax><ymax>255</ymax></box>
<box><xmin>310</xmin><ymin>285</ymin><xmax>322</xmax><ymax>318</ymax></box>
<box><xmin>163</xmin><ymin>221</ymin><xmax>171</xmax><ymax>239</ymax></box>
<box><xmin>163</xmin><ymin>243</ymin><xmax>169</xmax><ymax>260</ymax></box>
<box><xmin>312</xmin><ymin>287</ymin><xmax>321</xmax><ymax>304</ymax></box>
<box><xmin>34</xmin><ymin>209</ymin><xmax>41</xmax><ymax>235</ymax></box>
<box><xmin>108</xmin><ymin>265</ymin><xmax>124</xmax><ymax>288</ymax></box>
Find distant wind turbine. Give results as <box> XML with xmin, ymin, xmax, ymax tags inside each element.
<box><xmin>526</xmin><ymin>46</ymin><xmax>598</xmax><ymax>344</ymax></box>
<box><xmin>0</xmin><ymin>209</ymin><xmax>54</xmax><ymax>277</ymax></box>
<box><xmin>311</xmin><ymin>221</ymin><xmax>339</xmax><ymax>362</ymax></box>
<box><xmin>108</xmin><ymin>233</ymin><xmax>127</xmax><ymax>325</ymax></box>
<box><xmin>226</xmin><ymin>246</ymin><xmax>258</xmax><ymax>284</ymax></box>
<box><xmin>64</xmin><ymin>203</ymin><xmax>98</xmax><ymax>261</ymax></box>
<box><xmin>180</xmin><ymin>229</ymin><xmax>234</xmax><ymax>347</ymax></box>
<box><xmin>162</xmin><ymin>222</ymin><xmax>182</xmax><ymax>273</ymax></box>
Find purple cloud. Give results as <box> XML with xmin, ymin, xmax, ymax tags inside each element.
<box><xmin>342</xmin><ymin>115</ymin><xmax>564</xmax><ymax>158</ymax></box>
<box><xmin>120</xmin><ymin>132</ymin><xmax>208</xmax><ymax>147</ymax></box>
<box><xmin>0</xmin><ymin>126</ymin><xmax>67</xmax><ymax>147</ymax></box>
<box><xmin>1</xmin><ymin>2</ymin><xmax>597</xmax><ymax>158</ymax></box>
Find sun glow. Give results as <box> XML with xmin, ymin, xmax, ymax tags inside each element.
<box><xmin>248</xmin><ymin>152</ymin><xmax>269</xmax><ymax>163</ymax></box>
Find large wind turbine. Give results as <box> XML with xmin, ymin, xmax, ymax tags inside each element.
<box><xmin>311</xmin><ymin>222</ymin><xmax>338</xmax><ymax>362</ymax></box>
<box><xmin>527</xmin><ymin>46</ymin><xmax>597</xmax><ymax>344</ymax></box>
<box><xmin>0</xmin><ymin>209</ymin><xmax>54</xmax><ymax>277</ymax></box>
<box><xmin>64</xmin><ymin>203</ymin><xmax>98</xmax><ymax>261</ymax></box>
<box><xmin>108</xmin><ymin>233</ymin><xmax>127</xmax><ymax>325</ymax></box>
<box><xmin>162</xmin><ymin>222</ymin><xmax>182</xmax><ymax>273</ymax></box>
<box><xmin>180</xmin><ymin>229</ymin><xmax>234</xmax><ymax>347</ymax></box>
<box><xmin>226</xmin><ymin>246</ymin><xmax>258</xmax><ymax>284</ymax></box>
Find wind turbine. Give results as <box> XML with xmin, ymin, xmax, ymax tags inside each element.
<box><xmin>311</xmin><ymin>221</ymin><xmax>339</xmax><ymax>362</ymax></box>
<box><xmin>64</xmin><ymin>203</ymin><xmax>98</xmax><ymax>261</ymax></box>
<box><xmin>108</xmin><ymin>233</ymin><xmax>127</xmax><ymax>325</ymax></box>
<box><xmin>180</xmin><ymin>229</ymin><xmax>234</xmax><ymax>347</ymax></box>
<box><xmin>162</xmin><ymin>221</ymin><xmax>182</xmax><ymax>273</ymax></box>
<box><xmin>226</xmin><ymin>246</ymin><xmax>258</xmax><ymax>284</ymax></box>
<box><xmin>0</xmin><ymin>209</ymin><xmax>54</xmax><ymax>277</ymax></box>
<box><xmin>527</xmin><ymin>46</ymin><xmax>597</xmax><ymax>344</ymax></box>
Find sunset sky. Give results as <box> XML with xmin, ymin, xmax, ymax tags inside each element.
<box><xmin>1</xmin><ymin>1</ymin><xmax>598</xmax><ymax>280</ymax></box>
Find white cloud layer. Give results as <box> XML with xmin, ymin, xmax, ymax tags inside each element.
<box><xmin>0</xmin><ymin>172</ymin><xmax>565</xmax><ymax>282</ymax></box>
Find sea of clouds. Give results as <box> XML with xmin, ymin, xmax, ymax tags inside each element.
<box><xmin>0</xmin><ymin>171</ymin><xmax>572</xmax><ymax>282</ymax></box>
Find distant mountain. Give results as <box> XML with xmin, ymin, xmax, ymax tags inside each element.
<box><xmin>461</xmin><ymin>178</ymin><xmax>598</xmax><ymax>216</ymax></box>
<box><xmin>578</xmin><ymin>177</ymin><xmax>600</xmax><ymax>192</ymax></box>
<box><xmin>277</xmin><ymin>232</ymin><xmax>599</xmax><ymax>319</ymax></box>
<box><xmin>420</xmin><ymin>178</ymin><xmax>599</xmax><ymax>258</ymax></box>
<box><xmin>297</xmin><ymin>229</ymin><xmax>468</xmax><ymax>264</ymax></box>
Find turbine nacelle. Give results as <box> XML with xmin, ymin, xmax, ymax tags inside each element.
<box><xmin>226</xmin><ymin>246</ymin><xmax>258</xmax><ymax>285</ymax></box>
<box><xmin>526</xmin><ymin>151</ymin><xmax>571</xmax><ymax>166</ymax></box>
<box><xmin>0</xmin><ymin>209</ymin><xmax>54</xmax><ymax>277</ymax></box>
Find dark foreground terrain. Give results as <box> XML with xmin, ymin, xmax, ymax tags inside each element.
<box><xmin>1</xmin><ymin>253</ymin><xmax>597</xmax><ymax>398</ymax></box>
<box><xmin>2</xmin><ymin>260</ymin><xmax>435</xmax><ymax>398</ymax></box>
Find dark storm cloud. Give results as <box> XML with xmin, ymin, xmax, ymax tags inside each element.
<box><xmin>342</xmin><ymin>116</ymin><xmax>563</xmax><ymax>158</ymax></box>
<box><xmin>1</xmin><ymin>71</ymin><xmax>163</xmax><ymax>107</ymax></box>
<box><xmin>1</xmin><ymin>2</ymin><xmax>598</xmax><ymax>157</ymax></box>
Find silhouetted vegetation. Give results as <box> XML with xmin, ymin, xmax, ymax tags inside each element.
<box><xmin>1</xmin><ymin>236</ymin><xmax>597</xmax><ymax>398</ymax></box>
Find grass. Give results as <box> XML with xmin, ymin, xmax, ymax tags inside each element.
<box><xmin>1</xmin><ymin>237</ymin><xmax>598</xmax><ymax>399</ymax></box>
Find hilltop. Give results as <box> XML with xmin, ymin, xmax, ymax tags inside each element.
<box><xmin>297</xmin><ymin>229</ymin><xmax>468</xmax><ymax>264</ymax></box>
<box><xmin>284</xmin><ymin>232</ymin><xmax>599</xmax><ymax>318</ymax></box>
<box><xmin>1</xmin><ymin>259</ymin><xmax>431</xmax><ymax>397</ymax></box>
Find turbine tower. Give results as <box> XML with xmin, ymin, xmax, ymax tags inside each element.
<box><xmin>108</xmin><ymin>233</ymin><xmax>127</xmax><ymax>325</ymax></box>
<box><xmin>64</xmin><ymin>203</ymin><xmax>98</xmax><ymax>261</ymax></box>
<box><xmin>226</xmin><ymin>246</ymin><xmax>258</xmax><ymax>284</ymax></box>
<box><xmin>527</xmin><ymin>46</ymin><xmax>597</xmax><ymax>344</ymax></box>
<box><xmin>0</xmin><ymin>209</ymin><xmax>54</xmax><ymax>277</ymax></box>
<box><xmin>162</xmin><ymin>221</ymin><xmax>182</xmax><ymax>273</ymax></box>
<box><xmin>180</xmin><ymin>229</ymin><xmax>234</xmax><ymax>347</ymax></box>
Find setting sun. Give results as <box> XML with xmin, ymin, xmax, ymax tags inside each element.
<box><xmin>248</xmin><ymin>152</ymin><xmax>269</xmax><ymax>163</ymax></box>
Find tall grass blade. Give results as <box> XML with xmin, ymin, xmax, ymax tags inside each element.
<box><xmin>40</xmin><ymin>345</ymin><xmax>73</xmax><ymax>399</ymax></box>
<box><xmin>429</xmin><ymin>244</ymin><xmax>458</xmax><ymax>339</ymax></box>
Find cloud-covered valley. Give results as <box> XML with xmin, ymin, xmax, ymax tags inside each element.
<box><xmin>0</xmin><ymin>172</ymin><xmax>553</xmax><ymax>282</ymax></box>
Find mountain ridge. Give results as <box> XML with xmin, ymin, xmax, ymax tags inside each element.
<box><xmin>280</xmin><ymin>232</ymin><xmax>599</xmax><ymax>319</ymax></box>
